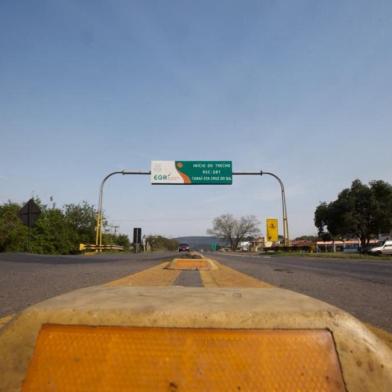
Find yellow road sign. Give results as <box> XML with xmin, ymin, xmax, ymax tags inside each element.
<box><xmin>266</xmin><ymin>218</ymin><xmax>278</xmax><ymax>242</ymax></box>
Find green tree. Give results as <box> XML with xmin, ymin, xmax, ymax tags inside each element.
<box><xmin>0</xmin><ymin>198</ymin><xmax>133</xmax><ymax>254</ymax></box>
<box><xmin>207</xmin><ymin>214</ymin><xmax>260</xmax><ymax>251</ymax></box>
<box><xmin>0</xmin><ymin>199</ymin><xmax>101</xmax><ymax>254</ymax></box>
<box><xmin>314</xmin><ymin>179</ymin><xmax>392</xmax><ymax>248</ymax></box>
<box><xmin>102</xmin><ymin>233</ymin><xmax>131</xmax><ymax>250</ymax></box>
<box><xmin>145</xmin><ymin>235</ymin><xmax>178</xmax><ymax>251</ymax></box>
<box><xmin>64</xmin><ymin>202</ymin><xmax>97</xmax><ymax>252</ymax></box>
<box><xmin>0</xmin><ymin>202</ymin><xmax>28</xmax><ymax>252</ymax></box>
<box><xmin>115</xmin><ymin>234</ymin><xmax>131</xmax><ymax>250</ymax></box>
<box><xmin>31</xmin><ymin>207</ymin><xmax>73</xmax><ymax>254</ymax></box>
<box><xmin>28</xmin><ymin>200</ymin><xmax>98</xmax><ymax>254</ymax></box>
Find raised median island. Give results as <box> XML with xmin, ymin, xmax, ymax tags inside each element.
<box><xmin>0</xmin><ymin>255</ymin><xmax>391</xmax><ymax>391</ymax></box>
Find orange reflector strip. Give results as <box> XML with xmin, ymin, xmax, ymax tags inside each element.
<box><xmin>169</xmin><ymin>259</ymin><xmax>211</xmax><ymax>270</ymax></box>
<box><xmin>23</xmin><ymin>325</ymin><xmax>345</xmax><ymax>391</ymax></box>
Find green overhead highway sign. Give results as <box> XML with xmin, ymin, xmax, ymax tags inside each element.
<box><xmin>151</xmin><ymin>161</ymin><xmax>232</xmax><ymax>185</ymax></box>
<box><xmin>95</xmin><ymin>164</ymin><xmax>289</xmax><ymax>249</ymax></box>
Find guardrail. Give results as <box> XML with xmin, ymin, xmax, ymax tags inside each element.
<box><xmin>79</xmin><ymin>243</ymin><xmax>124</xmax><ymax>252</ymax></box>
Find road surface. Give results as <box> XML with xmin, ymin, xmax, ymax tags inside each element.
<box><xmin>210</xmin><ymin>252</ymin><xmax>392</xmax><ymax>332</ymax></box>
<box><xmin>0</xmin><ymin>252</ymin><xmax>176</xmax><ymax>317</ymax></box>
<box><xmin>1</xmin><ymin>251</ymin><xmax>392</xmax><ymax>333</ymax></box>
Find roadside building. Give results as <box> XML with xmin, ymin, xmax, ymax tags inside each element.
<box><xmin>250</xmin><ymin>237</ymin><xmax>265</xmax><ymax>252</ymax></box>
<box><xmin>315</xmin><ymin>239</ymin><xmax>379</xmax><ymax>253</ymax></box>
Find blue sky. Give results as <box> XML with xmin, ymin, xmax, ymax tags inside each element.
<box><xmin>1</xmin><ymin>1</ymin><xmax>391</xmax><ymax>238</ymax></box>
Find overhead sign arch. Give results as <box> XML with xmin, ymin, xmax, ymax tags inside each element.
<box><xmin>95</xmin><ymin>161</ymin><xmax>289</xmax><ymax>250</ymax></box>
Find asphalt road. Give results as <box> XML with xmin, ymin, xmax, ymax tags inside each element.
<box><xmin>174</xmin><ymin>270</ymin><xmax>204</xmax><ymax>287</ymax></box>
<box><xmin>2</xmin><ymin>251</ymin><xmax>392</xmax><ymax>333</ymax></box>
<box><xmin>0</xmin><ymin>252</ymin><xmax>176</xmax><ymax>317</ymax></box>
<box><xmin>209</xmin><ymin>253</ymin><xmax>392</xmax><ymax>332</ymax></box>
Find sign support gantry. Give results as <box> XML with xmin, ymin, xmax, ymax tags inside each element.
<box><xmin>95</xmin><ymin>170</ymin><xmax>150</xmax><ymax>251</ymax></box>
<box><xmin>95</xmin><ymin>165</ymin><xmax>289</xmax><ymax>251</ymax></box>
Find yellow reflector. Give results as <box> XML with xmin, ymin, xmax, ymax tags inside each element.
<box><xmin>23</xmin><ymin>325</ymin><xmax>345</xmax><ymax>391</ymax></box>
<box><xmin>169</xmin><ymin>259</ymin><xmax>211</xmax><ymax>270</ymax></box>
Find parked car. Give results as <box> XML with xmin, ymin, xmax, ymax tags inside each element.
<box><xmin>369</xmin><ymin>240</ymin><xmax>392</xmax><ymax>255</ymax></box>
<box><xmin>178</xmin><ymin>243</ymin><xmax>190</xmax><ymax>252</ymax></box>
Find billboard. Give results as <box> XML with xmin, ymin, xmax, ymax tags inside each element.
<box><xmin>151</xmin><ymin>161</ymin><xmax>232</xmax><ymax>185</ymax></box>
<box><xmin>266</xmin><ymin>218</ymin><xmax>279</xmax><ymax>242</ymax></box>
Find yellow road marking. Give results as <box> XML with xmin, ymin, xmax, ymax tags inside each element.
<box><xmin>166</xmin><ymin>258</ymin><xmax>212</xmax><ymax>270</ymax></box>
<box><xmin>105</xmin><ymin>262</ymin><xmax>181</xmax><ymax>287</ymax></box>
<box><xmin>0</xmin><ymin>314</ymin><xmax>14</xmax><ymax>328</ymax></box>
<box><xmin>200</xmin><ymin>260</ymin><xmax>272</xmax><ymax>288</ymax></box>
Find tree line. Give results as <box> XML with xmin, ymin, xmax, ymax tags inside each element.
<box><xmin>0</xmin><ymin>199</ymin><xmax>130</xmax><ymax>254</ymax></box>
<box><xmin>2</xmin><ymin>178</ymin><xmax>390</xmax><ymax>254</ymax></box>
<box><xmin>207</xmin><ymin>179</ymin><xmax>392</xmax><ymax>251</ymax></box>
<box><xmin>315</xmin><ymin>179</ymin><xmax>392</xmax><ymax>248</ymax></box>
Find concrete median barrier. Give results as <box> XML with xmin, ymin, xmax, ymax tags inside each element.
<box><xmin>1</xmin><ymin>284</ymin><xmax>392</xmax><ymax>391</ymax></box>
<box><xmin>165</xmin><ymin>257</ymin><xmax>218</xmax><ymax>270</ymax></box>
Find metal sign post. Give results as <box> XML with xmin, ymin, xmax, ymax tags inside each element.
<box><xmin>19</xmin><ymin>199</ymin><xmax>42</xmax><ymax>252</ymax></box>
<box><xmin>232</xmin><ymin>171</ymin><xmax>289</xmax><ymax>246</ymax></box>
<box><xmin>95</xmin><ymin>171</ymin><xmax>150</xmax><ymax>251</ymax></box>
<box><xmin>95</xmin><ymin>165</ymin><xmax>289</xmax><ymax>251</ymax></box>
<box><xmin>19</xmin><ymin>199</ymin><xmax>42</xmax><ymax>227</ymax></box>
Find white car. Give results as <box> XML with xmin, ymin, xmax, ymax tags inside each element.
<box><xmin>369</xmin><ymin>240</ymin><xmax>392</xmax><ymax>255</ymax></box>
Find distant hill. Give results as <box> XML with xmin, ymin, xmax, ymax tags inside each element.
<box><xmin>174</xmin><ymin>236</ymin><xmax>228</xmax><ymax>250</ymax></box>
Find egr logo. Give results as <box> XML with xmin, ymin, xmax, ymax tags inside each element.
<box><xmin>154</xmin><ymin>174</ymin><xmax>170</xmax><ymax>181</ymax></box>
